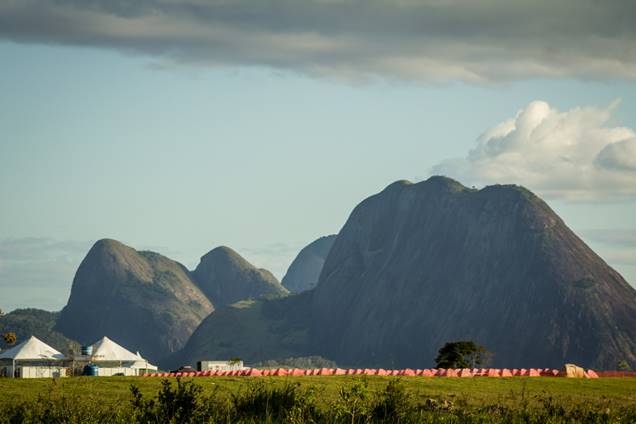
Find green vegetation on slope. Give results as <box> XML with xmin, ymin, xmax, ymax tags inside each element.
<box><xmin>167</xmin><ymin>292</ymin><xmax>313</xmax><ymax>369</ymax></box>
<box><xmin>0</xmin><ymin>309</ymin><xmax>79</xmax><ymax>354</ymax></box>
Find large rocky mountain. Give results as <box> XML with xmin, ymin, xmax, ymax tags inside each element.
<box><xmin>171</xmin><ymin>177</ymin><xmax>636</xmax><ymax>370</ymax></box>
<box><xmin>55</xmin><ymin>239</ymin><xmax>214</xmax><ymax>361</ymax></box>
<box><xmin>192</xmin><ymin>246</ymin><xmax>289</xmax><ymax>308</ymax></box>
<box><xmin>55</xmin><ymin>240</ymin><xmax>288</xmax><ymax>362</ymax></box>
<box><xmin>282</xmin><ymin>235</ymin><xmax>336</xmax><ymax>293</ymax></box>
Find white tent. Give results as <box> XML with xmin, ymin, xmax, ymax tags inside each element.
<box><xmin>132</xmin><ymin>351</ymin><xmax>158</xmax><ymax>372</ymax></box>
<box><xmin>91</xmin><ymin>337</ymin><xmax>141</xmax><ymax>362</ymax></box>
<box><xmin>0</xmin><ymin>336</ymin><xmax>67</xmax><ymax>378</ymax></box>
<box><xmin>88</xmin><ymin>337</ymin><xmax>157</xmax><ymax>376</ymax></box>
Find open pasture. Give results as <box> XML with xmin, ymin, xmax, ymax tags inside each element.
<box><xmin>1</xmin><ymin>375</ymin><xmax>635</xmax><ymax>410</ymax></box>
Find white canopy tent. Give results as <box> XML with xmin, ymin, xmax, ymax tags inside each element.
<box><xmin>88</xmin><ymin>337</ymin><xmax>157</xmax><ymax>376</ymax></box>
<box><xmin>0</xmin><ymin>336</ymin><xmax>67</xmax><ymax>378</ymax></box>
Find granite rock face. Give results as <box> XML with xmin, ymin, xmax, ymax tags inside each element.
<box><xmin>169</xmin><ymin>177</ymin><xmax>636</xmax><ymax>369</ymax></box>
<box><xmin>192</xmin><ymin>246</ymin><xmax>288</xmax><ymax>308</ymax></box>
<box><xmin>61</xmin><ymin>177</ymin><xmax>636</xmax><ymax>370</ymax></box>
<box><xmin>55</xmin><ymin>239</ymin><xmax>213</xmax><ymax>361</ymax></box>
<box><xmin>310</xmin><ymin>177</ymin><xmax>636</xmax><ymax>369</ymax></box>
<box><xmin>282</xmin><ymin>235</ymin><xmax>336</xmax><ymax>294</ymax></box>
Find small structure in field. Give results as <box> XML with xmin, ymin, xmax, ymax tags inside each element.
<box><xmin>0</xmin><ymin>336</ymin><xmax>67</xmax><ymax>378</ymax></box>
<box><xmin>564</xmin><ymin>363</ymin><xmax>586</xmax><ymax>378</ymax></box>
<box><xmin>197</xmin><ymin>359</ymin><xmax>245</xmax><ymax>372</ymax></box>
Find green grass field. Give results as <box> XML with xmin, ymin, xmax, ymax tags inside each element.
<box><xmin>1</xmin><ymin>376</ymin><xmax>635</xmax><ymax>423</ymax></box>
<box><xmin>2</xmin><ymin>376</ymin><xmax>635</xmax><ymax>407</ymax></box>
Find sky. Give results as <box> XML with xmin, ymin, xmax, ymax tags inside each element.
<box><xmin>1</xmin><ymin>0</ymin><xmax>636</xmax><ymax>312</ymax></box>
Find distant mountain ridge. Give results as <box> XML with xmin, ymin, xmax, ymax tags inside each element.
<box><xmin>55</xmin><ymin>239</ymin><xmax>286</xmax><ymax>362</ymax></box>
<box><xmin>282</xmin><ymin>235</ymin><xmax>336</xmax><ymax>293</ymax></box>
<box><xmin>170</xmin><ymin>177</ymin><xmax>636</xmax><ymax>370</ymax></box>
<box><xmin>55</xmin><ymin>239</ymin><xmax>213</xmax><ymax>361</ymax></box>
<box><xmin>193</xmin><ymin>246</ymin><xmax>288</xmax><ymax>308</ymax></box>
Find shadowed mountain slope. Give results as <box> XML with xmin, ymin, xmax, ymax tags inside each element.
<box><xmin>311</xmin><ymin>177</ymin><xmax>636</xmax><ymax>369</ymax></box>
<box><xmin>166</xmin><ymin>292</ymin><xmax>313</xmax><ymax>368</ymax></box>
<box><xmin>192</xmin><ymin>246</ymin><xmax>288</xmax><ymax>308</ymax></box>
<box><xmin>170</xmin><ymin>177</ymin><xmax>636</xmax><ymax>370</ymax></box>
<box><xmin>282</xmin><ymin>235</ymin><xmax>337</xmax><ymax>294</ymax></box>
<box><xmin>55</xmin><ymin>239</ymin><xmax>213</xmax><ymax>361</ymax></box>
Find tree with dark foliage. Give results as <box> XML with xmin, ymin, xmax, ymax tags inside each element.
<box><xmin>2</xmin><ymin>332</ymin><xmax>17</xmax><ymax>346</ymax></box>
<box><xmin>435</xmin><ymin>341</ymin><xmax>488</xmax><ymax>368</ymax></box>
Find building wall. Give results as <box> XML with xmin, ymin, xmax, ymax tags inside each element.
<box><xmin>1</xmin><ymin>365</ymin><xmax>68</xmax><ymax>378</ymax></box>
<box><xmin>96</xmin><ymin>366</ymin><xmax>138</xmax><ymax>377</ymax></box>
<box><xmin>198</xmin><ymin>360</ymin><xmax>245</xmax><ymax>371</ymax></box>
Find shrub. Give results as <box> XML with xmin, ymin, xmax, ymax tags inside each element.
<box><xmin>230</xmin><ymin>381</ymin><xmax>319</xmax><ymax>422</ymax></box>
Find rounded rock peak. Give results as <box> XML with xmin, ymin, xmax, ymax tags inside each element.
<box><xmin>88</xmin><ymin>238</ymin><xmax>133</xmax><ymax>256</ymax></box>
<box><xmin>93</xmin><ymin>238</ymin><xmax>125</xmax><ymax>248</ymax></box>
<box><xmin>382</xmin><ymin>179</ymin><xmax>413</xmax><ymax>192</ymax></box>
<box><xmin>420</xmin><ymin>175</ymin><xmax>466</xmax><ymax>191</ymax></box>
<box><xmin>199</xmin><ymin>246</ymin><xmax>250</xmax><ymax>267</ymax></box>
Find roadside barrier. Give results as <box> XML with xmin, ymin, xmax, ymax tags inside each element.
<box><xmin>142</xmin><ymin>367</ymin><xmax>613</xmax><ymax>378</ymax></box>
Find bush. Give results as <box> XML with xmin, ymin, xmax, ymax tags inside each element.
<box><xmin>129</xmin><ymin>378</ymin><xmax>227</xmax><ymax>424</ymax></box>
<box><xmin>371</xmin><ymin>380</ymin><xmax>412</xmax><ymax>422</ymax></box>
<box><xmin>333</xmin><ymin>381</ymin><xmax>373</xmax><ymax>423</ymax></box>
<box><xmin>230</xmin><ymin>381</ymin><xmax>320</xmax><ymax>422</ymax></box>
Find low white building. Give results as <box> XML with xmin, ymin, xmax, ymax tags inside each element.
<box><xmin>0</xmin><ymin>336</ymin><xmax>68</xmax><ymax>378</ymax></box>
<box><xmin>197</xmin><ymin>360</ymin><xmax>245</xmax><ymax>372</ymax></box>
<box><xmin>87</xmin><ymin>336</ymin><xmax>157</xmax><ymax>376</ymax></box>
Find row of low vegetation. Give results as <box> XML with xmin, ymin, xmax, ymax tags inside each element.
<box><xmin>2</xmin><ymin>378</ymin><xmax>636</xmax><ymax>423</ymax></box>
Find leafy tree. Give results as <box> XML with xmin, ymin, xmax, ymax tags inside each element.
<box><xmin>435</xmin><ymin>340</ymin><xmax>488</xmax><ymax>368</ymax></box>
<box><xmin>2</xmin><ymin>332</ymin><xmax>17</xmax><ymax>346</ymax></box>
<box><xmin>617</xmin><ymin>360</ymin><xmax>631</xmax><ymax>371</ymax></box>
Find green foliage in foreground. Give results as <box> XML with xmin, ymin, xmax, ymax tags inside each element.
<box><xmin>1</xmin><ymin>377</ymin><xmax>636</xmax><ymax>423</ymax></box>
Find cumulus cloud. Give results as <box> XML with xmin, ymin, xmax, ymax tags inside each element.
<box><xmin>0</xmin><ymin>0</ymin><xmax>636</xmax><ymax>81</ymax></box>
<box><xmin>432</xmin><ymin>100</ymin><xmax>636</xmax><ymax>200</ymax></box>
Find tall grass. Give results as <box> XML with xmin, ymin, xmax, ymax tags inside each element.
<box><xmin>1</xmin><ymin>378</ymin><xmax>635</xmax><ymax>423</ymax></box>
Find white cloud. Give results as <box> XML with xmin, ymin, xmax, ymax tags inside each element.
<box><xmin>432</xmin><ymin>100</ymin><xmax>636</xmax><ymax>200</ymax></box>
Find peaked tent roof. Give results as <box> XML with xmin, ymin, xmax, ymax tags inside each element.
<box><xmin>131</xmin><ymin>352</ymin><xmax>158</xmax><ymax>370</ymax></box>
<box><xmin>90</xmin><ymin>337</ymin><xmax>144</xmax><ymax>362</ymax></box>
<box><xmin>0</xmin><ymin>336</ymin><xmax>66</xmax><ymax>360</ymax></box>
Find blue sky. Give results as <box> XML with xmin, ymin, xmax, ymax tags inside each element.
<box><xmin>1</xmin><ymin>1</ymin><xmax>636</xmax><ymax>312</ymax></box>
